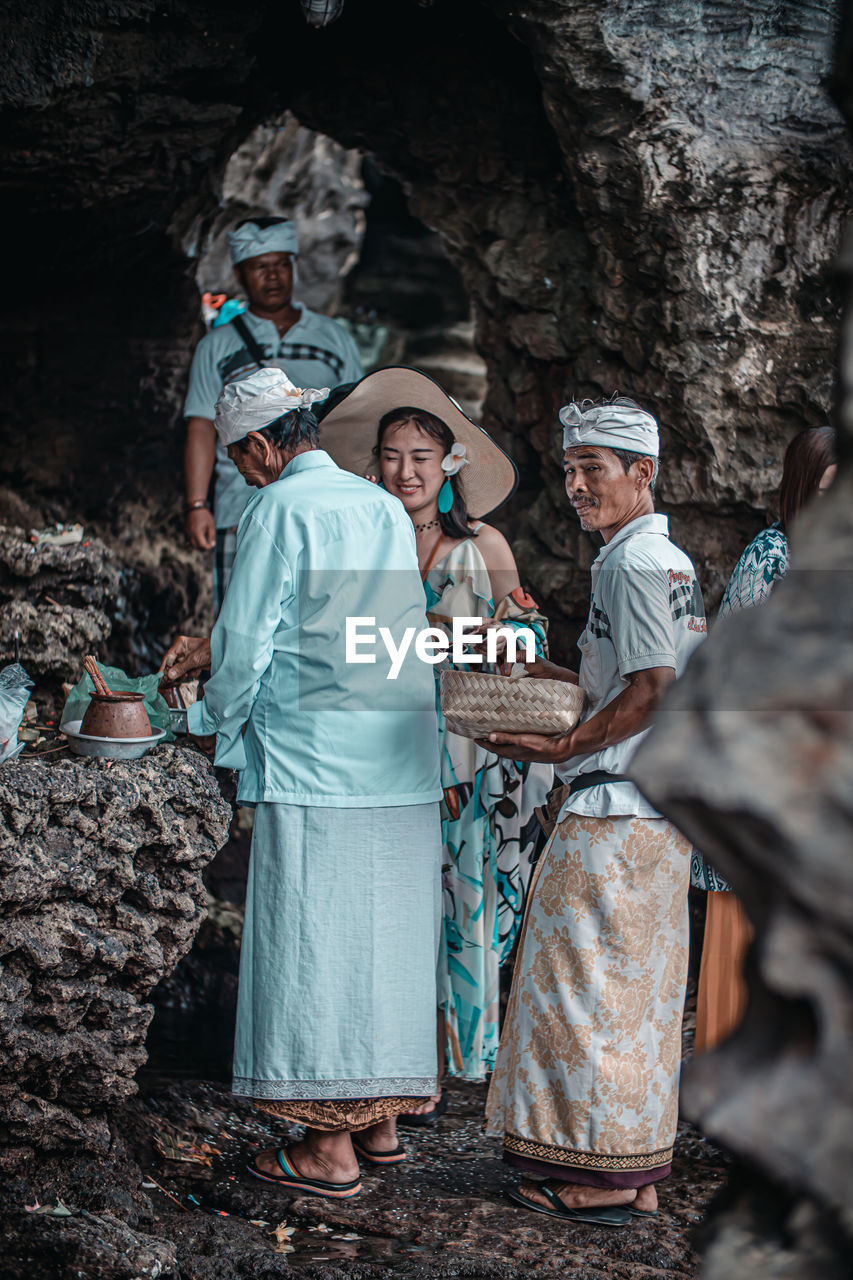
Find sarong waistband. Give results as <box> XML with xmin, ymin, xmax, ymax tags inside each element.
<box><xmin>567</xmin><ymin>769</ymin><xmax>632</xmax><ymax>795</ymax></box>
<box><xmin>536</xmin><ymin>771</ymin><xmax>633</xmax><ymax>838</ymax></box>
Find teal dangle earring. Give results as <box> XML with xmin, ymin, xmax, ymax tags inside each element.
<box><xmin>439</xmin><ymin>443</ymin><xmax>468</xmax><ymax>514</ymax></box>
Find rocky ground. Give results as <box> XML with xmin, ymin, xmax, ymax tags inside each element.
<box><xmin>75</xmin><ymin>1075</ymin><xmax>728</xmax><ymax>1280</ymax></box>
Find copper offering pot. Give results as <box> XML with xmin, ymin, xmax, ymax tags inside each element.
<box><xmin>80</xmin><ymin>692</ymin><xmax>152</xmax><ymax>739</ymax></box>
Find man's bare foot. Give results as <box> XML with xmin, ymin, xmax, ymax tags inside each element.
<box><xmin>356</xmin><ymin>1117</ymin><xmax>399</xmax><ymax>1154</ymax></box>
<box><xmin>518</xmin><ymin>1179</ymin><xmax>637</xmax><ymax>1212</ymax></box>
<box><xmin>632</xmin><ymin>1184</ymin><xmax>658</xmax><ymax>1213</ymax></box>
<box><xmin>254</xmin><ymin>1136</ymin><xmax>358</xmax><ymax>1185</ymax></box>
<box><xmin>405</xmin><ymin>1091</ymin><xmax>441</xmax><ymax>1117</ymax></box>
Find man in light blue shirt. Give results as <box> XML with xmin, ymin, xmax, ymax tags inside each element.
<box><xmin>183</xmin><ymin>217</ymin><xmax>363</xmax><ymax>609</ymax></box>
<box><xmin>165</xmin><ymin>367</ymin><xmax>441</xmax><ymax>1200</ymax></box>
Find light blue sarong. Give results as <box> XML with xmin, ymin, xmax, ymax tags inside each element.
<box><xmin>232</xmin><ymin>801</ymin><xmax>442</xmax><ymax>1100</ymax></box>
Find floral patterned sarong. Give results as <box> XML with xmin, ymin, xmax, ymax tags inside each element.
<box><xmin>485</xmin><ymin>813</ymin><xmax>691</xmax><ymax>1185</ymax></box>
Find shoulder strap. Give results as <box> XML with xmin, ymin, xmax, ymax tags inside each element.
<box><xmin>231</xmin><ymin>314</ymin><xmax>268</xmax><ymax>368</ymax></box>
<box><xmin>420</xmin><ymin>531</ymin><xmax>446</xmax><ymax>582</ymax></box>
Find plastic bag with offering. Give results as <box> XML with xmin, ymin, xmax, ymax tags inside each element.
<box><xmin>0</xmin><ymin>663</ymin><xmax>35</xmax><ymax>764</ymax></box>
<box><xmin>62</xmin><ymin>663</ymin><xmax>174</xmax><ymax>741</ymax></box>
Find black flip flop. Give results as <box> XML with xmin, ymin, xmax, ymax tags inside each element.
<box><xmin>247</xmin><ymin>1147</ymin><xmax>362</xmax><ymax>1199</ymax></box>
<box><xmin>506</xmin><ymin>1183</ymin><xmax>633</xmax><ymax>1227</ymax></box>
<box><xmin>396</xmin><ymin>1092</ymin><xmax>448</xmax><ymax>1128</ymax></box>
<box><xmin>627</xmin><ymin>1205</ymin><xmax>658</xmax><ymax>1218</ymax></box>
<box><xmin>352</xmin><ymin>1135</ymin><xmax>407</xmax><ymax>1166</ymax></box>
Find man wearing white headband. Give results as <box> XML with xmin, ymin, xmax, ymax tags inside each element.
<box><xmin>484</xmin><ymin>395</ymin><xmax>706</xmax><ymax>1226</ymax></box>
<box><xmin>183</xmin><ymin>215</ymin><xmax>363</xmax><ymax>608</ymax></box>
<box><xmin>162</xmin><ymin>364</ymin><xmax>443</xmax><ymax>1199</ymax></box>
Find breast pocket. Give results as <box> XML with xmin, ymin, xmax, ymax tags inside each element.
<box><xmin>576</xmin><ymin>630</ymin><xmax>601</xmax><ymax>706</ymax></box>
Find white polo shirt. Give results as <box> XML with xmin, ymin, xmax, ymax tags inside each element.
<box><xmin>556</xmin><ymin>513</ymin><xmax>706</xmax><ymax>819</ymax></box>
<box><xmin>184</xmin><ymin>304</ymin><xmax>363</xmax><ymax>528</ymax></box>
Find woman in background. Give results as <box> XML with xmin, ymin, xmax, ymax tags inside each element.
<box><xmin>693</xmin><ymin>423</ymin><xmax>837</xmax><ymax>1052</ymax></box>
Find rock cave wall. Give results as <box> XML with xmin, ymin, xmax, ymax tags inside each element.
<box><xmin>0</xmin><ymin>747</ymin><xmax>231</xmax><ymax>1172</ymax></box>
<box><xmin>2</xmin><ymin>0</ymin><xmax>848</xmax><ymax>660</ymax></box>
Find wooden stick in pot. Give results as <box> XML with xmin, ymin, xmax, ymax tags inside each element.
<box><xmin>83</xmin><ymin>655</ymin><xmax>114</xmax><ymax>697</ymax></box>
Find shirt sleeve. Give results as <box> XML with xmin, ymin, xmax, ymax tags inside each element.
<box><xmin>599</xmin><ymin>562</ymin><xmax>678</xmax><ymax>677</ymax></box>
<box><xmin>186</xmin><ymin>511</ymin><xmax>293</xmax><ymax>767</ymax></box>
<box><xmin>183</xmin><ymin>333</ymin><xmax>221</xmax><ymax>421</ymax></box>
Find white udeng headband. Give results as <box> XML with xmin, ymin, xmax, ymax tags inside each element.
<box><xmin>559</xmin><ymin>401</ymin><xmax>660</xmax><ymax>457</ymax></box>
<box><xmin>215</xmin><ymin>367</ymin><xmax>328</xmax><ymax>447</ymax></box>
<box><xmin>228</xmin><ymin>221</ymin><xmax>299</xmax><ymax>265</ymax></box>
<box><xmin>441</xmin><ymin>443</ymin><xmax>469</xmax><ymax>476</ymax></box>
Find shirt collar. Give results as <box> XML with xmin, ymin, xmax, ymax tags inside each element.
<box><xmin>247</xmin><ymin>302</ymin><xmax>307</xmax><ymax>332</ymax></box>
<box><xmin>593</xmin><ymin>513</ymin><xmax>669</xmax><ymax>563</ymax></box>
<box><xmin>281</xmin><ymin>448</ymin><xmax>337</xmax><ymax>479</ymax></box>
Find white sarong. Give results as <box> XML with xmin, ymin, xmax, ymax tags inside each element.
<box><xmin>233</xmin><ymin>800</ymin><xmax>442</xmax><ymax>1101</ymax></box>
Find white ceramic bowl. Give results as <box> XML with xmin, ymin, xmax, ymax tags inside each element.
<box><xmin>61</xmin><ymin>720</ymin><xmax>167</xmax><ymax>759</ymax></box>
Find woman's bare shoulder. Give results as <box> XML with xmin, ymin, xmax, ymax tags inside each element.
<box><xmin>471</xmin><ymin>522</ymin><xmax>516</xmax><ymax>564</ymax></box>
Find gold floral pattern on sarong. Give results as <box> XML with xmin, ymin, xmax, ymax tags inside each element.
<box><xmin>253</xmin><ymin>1095</ymin><xmax>430</xmax><ymax>1132</ymax></box>
<box><xmin>485</xmin><ymin>814</ymin><xmax>690</xmax><ymax>1172</ymax></box>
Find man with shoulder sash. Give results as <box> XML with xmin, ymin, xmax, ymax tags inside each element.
<box><xmin>183</xmin><ymin>216</ymin><xmax>363</xmax><ymax>610</ymax></box>
<box><xmin>483</xmin><ymin>396</ymin><xmax>706</xmax><ymax>1226</ymax></box>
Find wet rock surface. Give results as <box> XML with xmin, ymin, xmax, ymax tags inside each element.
<box><xmin>0</xmin><ymin>526</ymin><xmax>120</xmax><ymax>683</ymax></box>
<box><xmin>0</xmin><ymin>1077</ymin><xmax>728</xmax><ymax>1280</ymax></box>
<box><xmin>0</xmin><ymin>747</ymin><xmax>231</xmax><ymax>1169</ymax></box>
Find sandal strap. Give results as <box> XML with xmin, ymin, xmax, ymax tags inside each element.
<box><xmin>540</xmin><ymin>1182</ymin><xmax>568</xmax><ymax>1213</ymax></box>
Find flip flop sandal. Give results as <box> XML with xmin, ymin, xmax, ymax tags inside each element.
<box><xmin>396</xmin><ymin>1092</ymin><xmax>448</xmax><ymax>1128</ymax></box>
<box><xmin>627</xmin><ymin>1206</ymin><xmax>659</xmax><ymax>1218</ymax></box>
<box><xmin>352</xmin><ymin>1136</ymin><xmax>408</xmax><ymax>1166</ymax></box>
<box><xmin>247</xmin><ymin>1147</ymin><xmax>362</xmax><ymax>1199</ymax></box>
<box><xmin>506</xmin><ymin>1184</ymin><xmax>633</xmax><ymax>1227</ymax></box>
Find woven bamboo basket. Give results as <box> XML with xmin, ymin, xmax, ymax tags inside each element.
<box><xmin>440</xmin><ymin>669</ymin><xmax>586</xmax><ymax>740</ymax></box>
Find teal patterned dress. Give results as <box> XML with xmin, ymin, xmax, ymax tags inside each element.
<box><xmin>424</xmin><ymin>534</ymin><xmax>553</xmax><ymax>1080</ymax></box>
<box><xmin>691</xmin><ymin>523</ymin><xmax>789</xmax><ymax>892</ymax></box>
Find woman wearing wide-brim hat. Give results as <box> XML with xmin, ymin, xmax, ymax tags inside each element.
<box><xmin>318</xmin><ymin>367</ymin><xmax>553</xmax><ymax>1123</ymax></box>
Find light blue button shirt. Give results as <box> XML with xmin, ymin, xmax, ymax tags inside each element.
<box><xmin>187</xmin><ymin>451</ymin><xmax>442</xmax><ymax>808</ymax></box>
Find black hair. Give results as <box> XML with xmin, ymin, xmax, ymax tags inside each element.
<box><xmin>612</xmin><ymin>447</ymin><xmax>659</xmax><ymax>497</ymax></box>
<box><xmin>231</xmin><ymin>407</ymin><xmax>319</xmax><ymax>454</ymax></box>
<box><xmin>374</xmin><ymin>406</ymin><xmax>474</xmax><ymax>540</ymax></box>
<box><xmin>778</xmin><ymin>424</ymin><xmax>836</xmax><ymax>532</ymax></box>
<box><xmin>234</xmin><ymin>215</ymin><xmax>293</xmax><ymax>231</ymax></box>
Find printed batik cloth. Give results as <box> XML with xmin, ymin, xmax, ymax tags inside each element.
<box><xmin>425</xmin><ymin>534</ymin><xmax>552</xmax><ymax>1080</ymax></box>
<box><xmin>485</xmin><ymin>813</ymin><xmax>691</xmax><ymax>1187</ymax></box>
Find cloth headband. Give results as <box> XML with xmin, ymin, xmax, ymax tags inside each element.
<box><xmin>215</xmin><ymin>368</ymin><xmax>328</xmax><ymax>447</ymax></box>
<box><xmin>559</xmin><ymin>401</ymin><xmax>659</xmax><ymax>457</ymax></box>
<box><xmin>228</xmin><ymin>221</ymin><xmax>299</xmax><ymax>265</ymax></box>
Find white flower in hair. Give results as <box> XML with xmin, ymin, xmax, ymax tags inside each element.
<box><xmin>441</xmin><ymin>443</ymin><xmax>469</xmax><ymax>476</ymax></box>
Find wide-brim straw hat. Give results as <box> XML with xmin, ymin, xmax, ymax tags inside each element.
<box><xmin>317</xmin><ymin>366</ymin><xmax>518</xmax><ymax>518</ymax></box>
